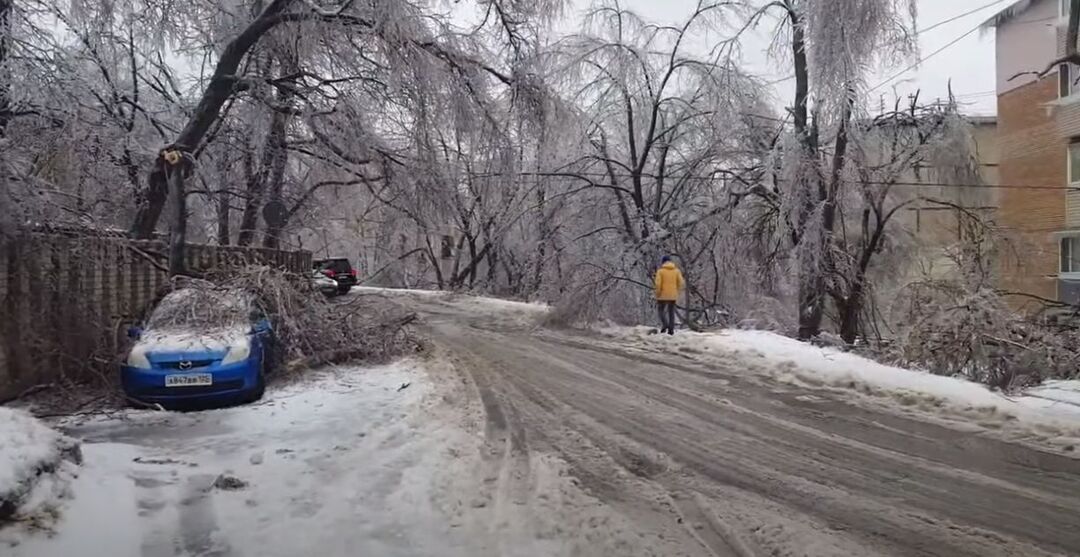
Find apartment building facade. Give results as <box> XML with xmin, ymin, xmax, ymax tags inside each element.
<box><xmin>988</xmin><ymin>0</ymin><xmax>1080</xmax><ymax>307</ymax></box>
<box><xmin>901</xmin><ymin>117</ymin><xmax>999</xmax><ymax>280</ymax></box>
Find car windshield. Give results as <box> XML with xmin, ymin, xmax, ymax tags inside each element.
<box><xmin>318</xmin><ymin>259</ymin><xmax>351</xmax><ymax>273</ymax></box>
<box><xmin>147</xmin><ymin>289</ymin><xmax>254</xmax><ymax>331</ymax></box>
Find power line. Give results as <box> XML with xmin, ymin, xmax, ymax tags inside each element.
<box><xmin>913</xmin><ymin>0</ymin><xmax>1011</xmax><ymax>36</ymax></box>
<box><xmin>764</xmin><ymin>0</ymin><xmax>1009</xmax><ymax>88</ymax></box>
<box><xmin>953</xmin><ymin>89</ymin><xmax>995</xmax><ymax>98</ymax></box>
<box><xmin>869</xmin><ymin>17</ymin><xmax>989</xmax><ymax>92</ymax></box>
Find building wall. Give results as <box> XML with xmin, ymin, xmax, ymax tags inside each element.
<box><xmin>973</xmin><ymin>122</ymin><xmax>1002</xmax><ymax>188</ymax></box>
<box><xmin>996</xmin><ymin>76</ymin><xmax>1065</xmax><ymax>306</ymax></box>
<box><xmin>995</xmin><ymin>0</ymin><xmax>1060</xmax><ymax>95</ymax></box>
<box><xmin>893</xmin><ymin>119</ymin><xmax>999</xmax><ymax>283</ymax></box>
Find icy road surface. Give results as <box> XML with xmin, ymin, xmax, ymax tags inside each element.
<box><xmin>8</xmin><ymin>289</ymin><xmax>1080</xmax><ymax>557</ymax></box>
<box><xmin>386</xmin><ymin>291</ymin><xmax>1080</xmax><ymax>557</ymax></box>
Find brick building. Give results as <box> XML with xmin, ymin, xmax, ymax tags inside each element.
<box><xmin>986</xmin><ymin>0</ymin><xmax>1080</xmax><ymax>307</ymax></box>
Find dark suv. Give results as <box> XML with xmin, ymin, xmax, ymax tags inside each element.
<box><xmin>313</xmin><ymin>258</ymin><xmax>358</xmax><ymax>294</ymax></box>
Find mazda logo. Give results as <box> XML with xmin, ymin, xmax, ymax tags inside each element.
<box><xmin>178</xmin><ymin>361</ymin><xmax>193</xmax><ymax>370</ymax></box>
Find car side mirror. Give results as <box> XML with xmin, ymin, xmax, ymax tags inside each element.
<box><xmin>127</xmin><ymin>326</ymin><xmax>143</xmax><ymax>340</ymax></box>
<box><xmin>252</xmin><ymin>319</ymin><xmax>272</xmax><ymax>334</ymax></box>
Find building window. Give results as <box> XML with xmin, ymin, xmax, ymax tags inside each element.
<box><xmin>1062</xmin><ymin>237</ymin><xmax>1080</xmax><ymax>273</ymax></box>
<box><xmin>1070</xmin><ymin>141</ymin><xmax>1080</xmax><ymax>184</ymax></box>
<box><xmin>1061</xmin><ymin>64</ymin><xmax>1075</xmax><ymax>98</ymax></box>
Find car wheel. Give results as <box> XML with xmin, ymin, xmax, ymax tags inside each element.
<box><xmin>337</xmin><ymin>285</ymin><xmax>351</xmax><ymax>295</ymax></box>
<box><xmin>246</xmin><ymin>372</ymin><xmax>266</xmax><ymax>403</ymax></box>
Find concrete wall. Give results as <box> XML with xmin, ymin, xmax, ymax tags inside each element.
<box><xmin>0</xmin><ymin>234</ymin><xmax>311</xmax><ymax>400</ymax></box>
<box><xmin>889</xmin><ymin>119</ymin><xmax>1000</xmax><ymax>283</ymax></box>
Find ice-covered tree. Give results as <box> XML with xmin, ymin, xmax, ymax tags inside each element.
<box><xmin>748</xmin><ymin>0</ymin><xmax>918</xmax><ymax>338</ymax></box>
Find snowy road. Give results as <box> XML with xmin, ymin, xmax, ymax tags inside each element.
<box><xmin>8</xmin><ymin>290</ymin><xmax>1080</xmax><ymax>557</ymax></box>
<box><xmin>394</xmin><ymin>292</ymin><xmax>1080</xmax><ymax>557</ymax></box>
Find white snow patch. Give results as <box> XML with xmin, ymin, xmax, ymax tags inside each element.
<box><xmin>133</xmin><ymin>326</ymin><xmax>249</xmax><ymax>353</ymax></box>
<box><xmin>356</xmin><ymin>286</ymin><xmax>549</xmax><ymax>313</ymax></box>
<box><xmin>6</xmin><ymin>358</ymin><xmax>638</xmax><ymax>556</ymax></box>
<box><xmin>606</xmin><ymin>327</ymin><xmax>1080</xmax><ymax>432</ymax></box>
<box><xmin>1016</xmin><ymin>381</ymin><xmax>1080</xmax><ymax>417</ymax></box>
<box><xmin>354</xmin><ymin>285</ymin><xmax>446</xmax><ymax>297</ymax></box>
<box><xmin>0</xmin><ymin>408</ymin><xmax>80</xmax><ymax>528</ymax></box>
<box><xmin>465</xmin><ymin>295</ymin><xmax>549</xmax><ymax>314</ymax></box>
<box><xmin>7</xmin><ymin>363</ymin><xmax>440</xmax><ymax>555</ymax></box>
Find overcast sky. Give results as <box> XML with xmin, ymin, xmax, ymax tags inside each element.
<box><xmin>561</xmin><ymin>0</ymin><xmax>1002</xmax><ymax>116</ymax></box>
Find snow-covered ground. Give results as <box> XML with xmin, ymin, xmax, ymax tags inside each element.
<box><xmin>3</xmin><ymin>359</ymin><xmax>642</xmax><ymax>556</ymax></box>
<box><xmin>606</xmin><ymin>327</ymin><xmax>1080</xmax><ymax>437</ymax></box>
<box><xmin>0</xmin><ymin>408</ymin><xmax>80</xmax><ymax>530</ymax></box>
<box><xmin>355</xmin><ymin>286</ymin><xmax>549</xmax><ymax>315</ymax></box>
<box><xmin>4</xmin><ymin>363</ymin><xmax>453</xmax><ymax>555</ymax></box>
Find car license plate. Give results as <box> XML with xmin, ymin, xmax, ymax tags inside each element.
<box><xmin>165</xmin><ymin>374</ymin><xmax>213</xmax><ymax>387</ymax></box>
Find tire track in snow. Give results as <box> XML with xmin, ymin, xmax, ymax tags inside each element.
<box><xmin>412</xmin><ymin>299</ymin><xmax>1080</xmax><ymax>557</ymax></box>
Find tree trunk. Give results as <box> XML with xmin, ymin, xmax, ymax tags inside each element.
<box><xmin>838</xmin><ymin>286</ymin><xmax>863</xmax><ymax>345</ymax></box>
<box><xmin>217</xmin><ymin>187</ymin><xmax>231</xmax><ymax>246</ymax></box>
<box><xmin>486</xmin><ymin>247</ymin><xmax>498</xmax><ymax>288</ymax></box>
<box><xmin>425</xmin><ymin>237</ymin><xmax>445</xmax><ymax>289</ymax></box>
<box><xmin>802</xmin><ymin>102</ymin><xmax>853</xmax><ymax>339</ymax></box>
<box><xmin>166</xmin><ymin>162</ymin><xmax>188</xmax><ymax>276</ymax></box>
<box><xmin>129</xmin><ymin>0</ymin><xmax>295</xmax><ymax>238</ymax></box>
<box><xmin>788</xmin><ymin>4</ymin><xmax>825</xmax><ymax>340</ymax></box>
<box><xmin>0</xmin><ymin>0</ymin><xmax>13</xmax><ymax>137</ymax></box>
<box><xmin>215</xmin><ymin>156</ymin><xmax>232</xmax><ymax>245</ymax></box>
<box><xmin>533</xmin><ymin>185</ymin><xmax>549</xmax><ymax>297</ymax></box>
<box><xmin>131</xmin><ymin>164</ymin><xmax>169</xmax><ymax>239</ymax></box>
<box><xmin>261</xmin><ymin>62</ymin><xmax>298</xmax><ymax>248</ymax></box>
<box><xmin>237</xmin><ymin>142</ymin><xmax>262</xmax><ymax>246</ymax></box>
<box><xmin>467</xmin><ymin>236</ymin><xmax>478</xmax><ymax>288</ymax></box>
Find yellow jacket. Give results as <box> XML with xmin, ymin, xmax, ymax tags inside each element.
<box><xmin>654</xmin><ymin>262</ymin><xmax>684</xmax><ymax>301</ymax></box>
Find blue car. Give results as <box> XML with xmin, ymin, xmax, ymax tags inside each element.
<box><xmin>121</xmin><ymin>288</ymin><xmax>275</xmax><ymax>408</ymax></box>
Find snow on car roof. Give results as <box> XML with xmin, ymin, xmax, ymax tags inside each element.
<box><xmin>148</xmin><ymin>288</ymin><xmax>255</xmax><ymax>330</ymax></box>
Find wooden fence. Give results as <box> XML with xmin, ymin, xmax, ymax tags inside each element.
<box><xmin>0</xmin><ymin>233</ymin><xmax>311</xmax><ymax>400</ymax></box>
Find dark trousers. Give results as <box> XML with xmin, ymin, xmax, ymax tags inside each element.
<box><xmin>657</xmin><ymin>301</ymin><xmax>676</xmax><ymax>333</ymax></box>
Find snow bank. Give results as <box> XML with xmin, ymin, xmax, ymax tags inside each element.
<box><xmin>356</xmin><ymin>286</ymin><xmax>549</xmax><ymax>317</ymax></box>
<box><xmin>354</xmin><ymin>285</ymin><xmax>446</xmax><ymax>297</ymax></box>
<box><xmin>465</xmin><ymin>295</ymin><xmax>549</xmax><ymax>314</ymax></box>
<box><xmin>1017</xmin><ymin>381</ymin><xmax>1080</xmax><ymax>418</ymax></box>
<box><xmin>608</xmin><ymin>327</ymin><xmax>1080</xmax><ymax>431</ymax></box>
<box><xmin>0</xmin><ymin>408</ymin><xmax>80</xmax><ymax>522</ymax></box>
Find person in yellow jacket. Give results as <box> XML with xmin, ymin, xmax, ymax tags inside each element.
<box><xmin>654</xmin><ymin>255</ymin><xmax>684</xmax><ymax>335</ymax></box>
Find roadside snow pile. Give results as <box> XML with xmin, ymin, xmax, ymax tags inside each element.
<box><xmin>357</xmin><ymin>286</ymin><xmax>549</xmax><ymax>313</ymax></box>
<box><xmin>355</xmin><ymin>285</ymin><xmax>447</xmax><ymax>297</ymax></box>
<box><xmin>465</xmin><ymin>295</ymin><xmax>549</xmax><ymax>315</ymax></box>
<box><xmin>610</xmin><ymin>327</ymin><xmax>1080</xmax><ymax>429</ymax></box>
<box><xmin>0</xmin><ymin>408</ymin><xmax>81</xmax><ymax>523</ymax></box>
<box><xmin>1019</xmin><ymin>381</ymin><xmax>1080</xmax><ymax>415</ymax></box>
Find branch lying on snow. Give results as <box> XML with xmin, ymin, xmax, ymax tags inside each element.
<box><xmin>284</xmin><ymin>313</ymin><xmax>418</xmax><ymax>372</ymax></box>
<box><xmin>185</xmin><ymin>267</ymin><xmax>423</xmax><ymax>374</ymax></box>
<box><xmin>0</xmin><ymin>383</ymin><xmax>56</xmax><ymax>406</ymax></box>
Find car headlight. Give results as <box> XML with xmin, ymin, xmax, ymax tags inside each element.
<box><xmin>220</xmin><ymin>339</ymin><xmax>252</xmax><ymax>365</ymax></box>
<box><xmin>127</xmin><ymin>346</ymin><xmax>151</xmax><ymax>369</ymax></box>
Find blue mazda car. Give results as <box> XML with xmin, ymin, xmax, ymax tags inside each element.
<box><xmin>121</xmin><ymin>288</ymin><xmax>275</xmax><ymax>408</ymax></box>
